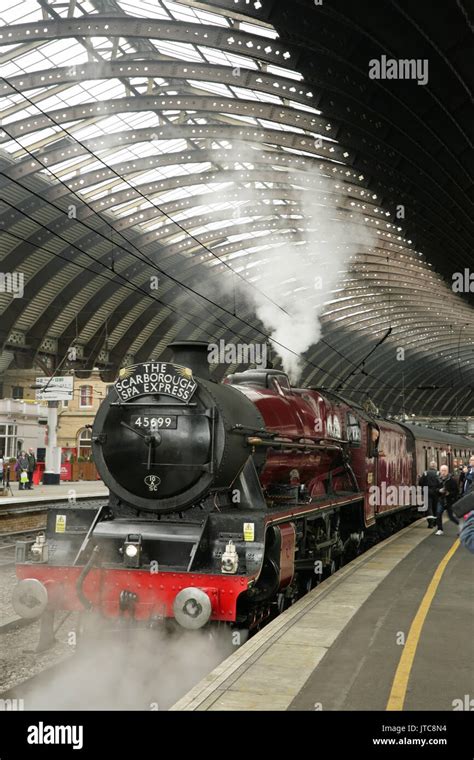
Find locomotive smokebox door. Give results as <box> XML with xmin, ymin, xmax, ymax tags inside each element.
<box><xmin>92</xmin><ymin>350</ymin><xmax>265</xmax><ymax>515</ymax></box>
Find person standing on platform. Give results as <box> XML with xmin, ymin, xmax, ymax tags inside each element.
<box><xmin>462</xmin><ymin>455</ymin><xmax>474</xmax><ymax>494</ymax></box>
<box><xmin>15</xmin><ymin>451</ymin><xmax>29</xmax><ymax>491</ymax></box>
<box><xmin>26</xmin><ymin>448</ymin><xmax>36</xmax><ymax>490</ymax></box>
<box><xmin>0</xmin><ymin>452</ymin><xmax>4</xmax><ymax>487</ymax></box>
<box><xmin>418</xmin><ymin>461</ymin><xmax>439</xmax><ymax>529</ymax></box>
<box><xmin>435</xmin><ymin>465</ymin><xmax>460</xmax><ymax>535</ymax></box>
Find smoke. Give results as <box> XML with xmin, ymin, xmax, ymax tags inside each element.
<box><xmin>210</xmin><ymin>143</ymin><xmax>377</xmax><ymax>383</ymax></box>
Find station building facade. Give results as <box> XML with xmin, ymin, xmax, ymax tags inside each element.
<box><xmin>1</xmin><ymin>370</ymin><xmax>110</xmax><ymax>477</ymax></box>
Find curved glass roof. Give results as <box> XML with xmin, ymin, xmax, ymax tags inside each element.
<box><xmin>0</xmin><ymin>0</ymin><xmax>473</xmax><ymax>416</ymax></box>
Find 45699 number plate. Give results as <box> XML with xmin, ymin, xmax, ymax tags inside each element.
<box><xmin>130</xmin><ymin>414</ymin><xmax>177</xmax><ymax>429</ymax></box>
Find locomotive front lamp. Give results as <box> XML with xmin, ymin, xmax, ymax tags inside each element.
<box><xmin>123</xmin><ymin>534</ymin><xmax>142</xmax><ymax>568</ymax></box>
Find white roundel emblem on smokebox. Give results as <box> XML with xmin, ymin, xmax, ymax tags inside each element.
<box><xmin>144</xmin><ymin>474</ymin><xmax>161</xmax><ymax>491</ymax></box>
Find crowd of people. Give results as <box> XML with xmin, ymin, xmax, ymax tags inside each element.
<box><xmin>419</xmin><ymin>455</ymin><xmax>474</xmax><ymax>553</ymax></box>
<box><xmin>0</xmin><ymin>449</ymin><xmax>36</xmax><ymax>490</ymax></box>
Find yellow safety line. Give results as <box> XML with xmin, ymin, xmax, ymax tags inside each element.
<box><xmin>386</xmin><ymin>538</ymin><xmax>460</xmax><ymax>711</ymax></box>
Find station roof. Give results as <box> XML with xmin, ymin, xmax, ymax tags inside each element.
<box><xmin>0</xmin><ymin>0</ymin><xmax>472</xmax><ymax>416</ymax></box>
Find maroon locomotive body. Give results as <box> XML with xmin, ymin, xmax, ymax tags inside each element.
<box><xmin>13</xmin><ymin>342</ymin><xmax>474</xmax><ymax>639</ymax></box>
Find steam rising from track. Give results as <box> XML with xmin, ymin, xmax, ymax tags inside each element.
<box><xmin>19</xmin><ymin>623</ymin><xmax>234</xmax><ymax>711</ymax></box>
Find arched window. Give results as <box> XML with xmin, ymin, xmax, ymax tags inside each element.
<box><xmin>77</xmin><ymin>428</ymin><xmax>92</xmax><ymax>458</ymax></box>
<box><xmin>79</xmin><ymin>385</ymin><xmax>93</xmax><ymax>407</ymax></box>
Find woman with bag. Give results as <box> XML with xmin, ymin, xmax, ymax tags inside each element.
<box><xmin>15</xmin><ymin>451</ymin><xmax>29</xmax><ymax>491</ymax></box>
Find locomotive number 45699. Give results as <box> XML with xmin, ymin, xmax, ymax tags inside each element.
<box><xmin>130</xmin><ymin>415</ymin><xmax>178</xmax><ymax>429</ymax></box>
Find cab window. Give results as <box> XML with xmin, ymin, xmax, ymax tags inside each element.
<box><xmin>347</xmin><ymin>413</ymin><xmax>361</xmax><ymax>446</ymax></box>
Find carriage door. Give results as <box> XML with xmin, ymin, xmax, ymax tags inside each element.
<box><xmin>366</xmin><ymin>424</ymin><xmax>380</xmax><ymax>518</ymax></box>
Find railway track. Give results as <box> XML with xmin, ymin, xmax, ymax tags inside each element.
<box><xmin>0</xmin><ymin>657</ymin><xmax>75</xmax><ymax>706</ymax></box>
<box><xmin>0</xmin><ymin>497</ymin><xmax>108</xmax><ymax>639</ymax></box>
<box><xmin>0</xmin><ymin>497</ymin><xmax>107</xmax><ymax>544</ymax></box>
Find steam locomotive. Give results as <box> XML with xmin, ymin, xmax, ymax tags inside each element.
<box><xmin>13</xmin><ymin>342</ymin><xmax>474</xmax><ymax>642</ymax></box>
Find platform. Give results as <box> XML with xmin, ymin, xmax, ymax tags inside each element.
<box><xmin>171</xmin><ymin>518</ymin><xmax>474</xmax><ymax>711</ymax></box>
<box><xmin>0</xmin><ymin>480</ymin><xmax>109</xmax><ymax>506</ymax></box>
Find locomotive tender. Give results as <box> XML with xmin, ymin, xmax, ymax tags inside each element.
<box><xmin>13</xmin><ymin>342</ymin><xmax>474</xmax><ymax>638</ymax></box>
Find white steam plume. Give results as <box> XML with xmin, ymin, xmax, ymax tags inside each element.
<box><xmin>214</xmin><ymin>144</ymin><xmax>376</xmax><ymax>383</ymax></box>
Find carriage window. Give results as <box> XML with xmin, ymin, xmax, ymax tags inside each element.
<box><xmin>346</xmin><ymin>413</ymin><xmax>361</xmax><ymax>446</ymax></box>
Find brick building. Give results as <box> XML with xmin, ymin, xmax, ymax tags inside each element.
<box><xmin>1</xmin><ymin>369</ymin><xmax>110</xmax><ymax>462</ymax></box>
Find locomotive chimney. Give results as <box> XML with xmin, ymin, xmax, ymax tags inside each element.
<box><xmin>168</xmin><ymin>341</ymin><xmax>212</xmax><ymax>380</ymax></box>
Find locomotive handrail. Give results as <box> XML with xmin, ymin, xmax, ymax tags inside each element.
<box><xmin>233</xmin><ymin>425</ymin><xmax>349</xmax><ymax>447</ymax></box>
<box><xmin>247</xmin><ymin>437</ymin><xmax>343</xmax><ymax>452</ymax></box>
<box><xmin>110</xmin><ymin>401</ymin><xmax>198</xmax><ymax>407</ymax></box>
<box><xmin>231</xmin><ymin>424</ymin><xmax>275</xmax><ymax>437</ymax></box>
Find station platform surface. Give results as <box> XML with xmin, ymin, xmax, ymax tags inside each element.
<box><xmin>172</xmin><ymin>518</ymin><xmax>474</xmax><ymax>711</ymax></box>
<box><xmin>0</xmin><ymin>480</ymin><xmax>108</xmax><ymax>505</ymax></box>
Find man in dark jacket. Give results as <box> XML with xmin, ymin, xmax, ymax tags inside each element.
<box><xmin>418</xmin><ymin>461</ymin><xmax>439</xmax><ymax>529</ymax></box>
<box><xmin>462</xmin><ymin>455</ymin><xmax>474</xmax><ymax>494</ymax></box>
<box><xmin>435</xmin><ymin>465</ymin><xmax>460</xmax><ymax>535</ymax></box>
<box><xmin>26</xmin><ymin>448</ymin><xmax>36</xmax><ymax>490</ymax></box>
<box><xmin>458</xmin><ymin>461</ymin><xmax>466</xmax><ymax>494</ymax></box>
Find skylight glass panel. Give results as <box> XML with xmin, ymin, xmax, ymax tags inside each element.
<box><xmin>199</xmin><ymin>47</ymin><xmax>259</xmax><ymax>70</ymax></box>
<box><xmin>288</xmin><ymin>100</ymin><xmax>321</xmax><ymax>115</ymax></box>
<box><xmin>258</xmin><ymin>118</ymin><xmax>305</xmax><ymax>134</ymax></box>
<box><xmin>152</xmin><ymin>40</ymin><xmax>204</xmax><ymax>63</ymax></box>
<box><xmin>0</xmin><ymin>0</ymin><xmax>42</xmax><ymax>24</ymax></box>
<box><xmin>1</xmin><ymin>103</ymin><xmax>37</xmax><ymax>124</ymax></box>
<box><xmin>239</xmin><ymin>22</ymin><xmax>279</xmax><ymax>40</ymax></box>
<box><xmin>87</xmin><ymin>80</ymin><xmax>125</xmax><ymax>99</ymax></box>
<box><xmin>0</xmin><ymin>61</ymin><xmax>21</xmax><ymax>77</ymax></box>
<box><xmin>187</xmin><ymin>80</ymin><xmax>234</xmax><ymax>97</ymax></box>
<box><xmin>124</xmin><ymin>112</ymin><xmax>159</xmax><ymax>128</ymax></box>
<box><xmin>14</xmin><ymin>124</ymin><xmax>62</xmax><ymax>149</ymax></box>
<box><xmin>119</xmin><ymin>1</ymin><xmax>170</xmax><ymax>19</ymax></box>
<box><xmin>266</xmin><ymin>65</ymin><xmax>304</xmax><ymax>82</ymax></box>
<box><xmin>230</xmin><ymin>85</ymin><xmax>283</xmax><ymax>105</ymax></box>
<box><xmin>227</xmin><ymin>229</ymin><xmax>269</xmax><ymax>243</ymax></box>
<box><xmin>9</xmin><ymin>40</ymin><xmax>88</xmax><ymax>74</ymax></box>
<box><xmin>7</xmin><ymin>49</ymin><xmax>46</xmax><ymax>71</ymax></box>
<box><xmin>163</xmin><ymin>1</ymin><xmax>229</xmax><ymax>27</ymax></box>
<box><xmin>220</xmin><ymin>113</ymin><xmax>258</xmax><ymax>125</ymax></box>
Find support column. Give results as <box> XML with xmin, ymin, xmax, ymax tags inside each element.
<box><xmin>43</xmin><ymin>400</ymin><xmax>61</xmax><ymax>485</ymax></box>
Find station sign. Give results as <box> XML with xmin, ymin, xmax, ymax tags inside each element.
<box><xmin>35</xmin><ymin>375</ymin><xmax>74</xmax><ymax>401</ymax></box>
